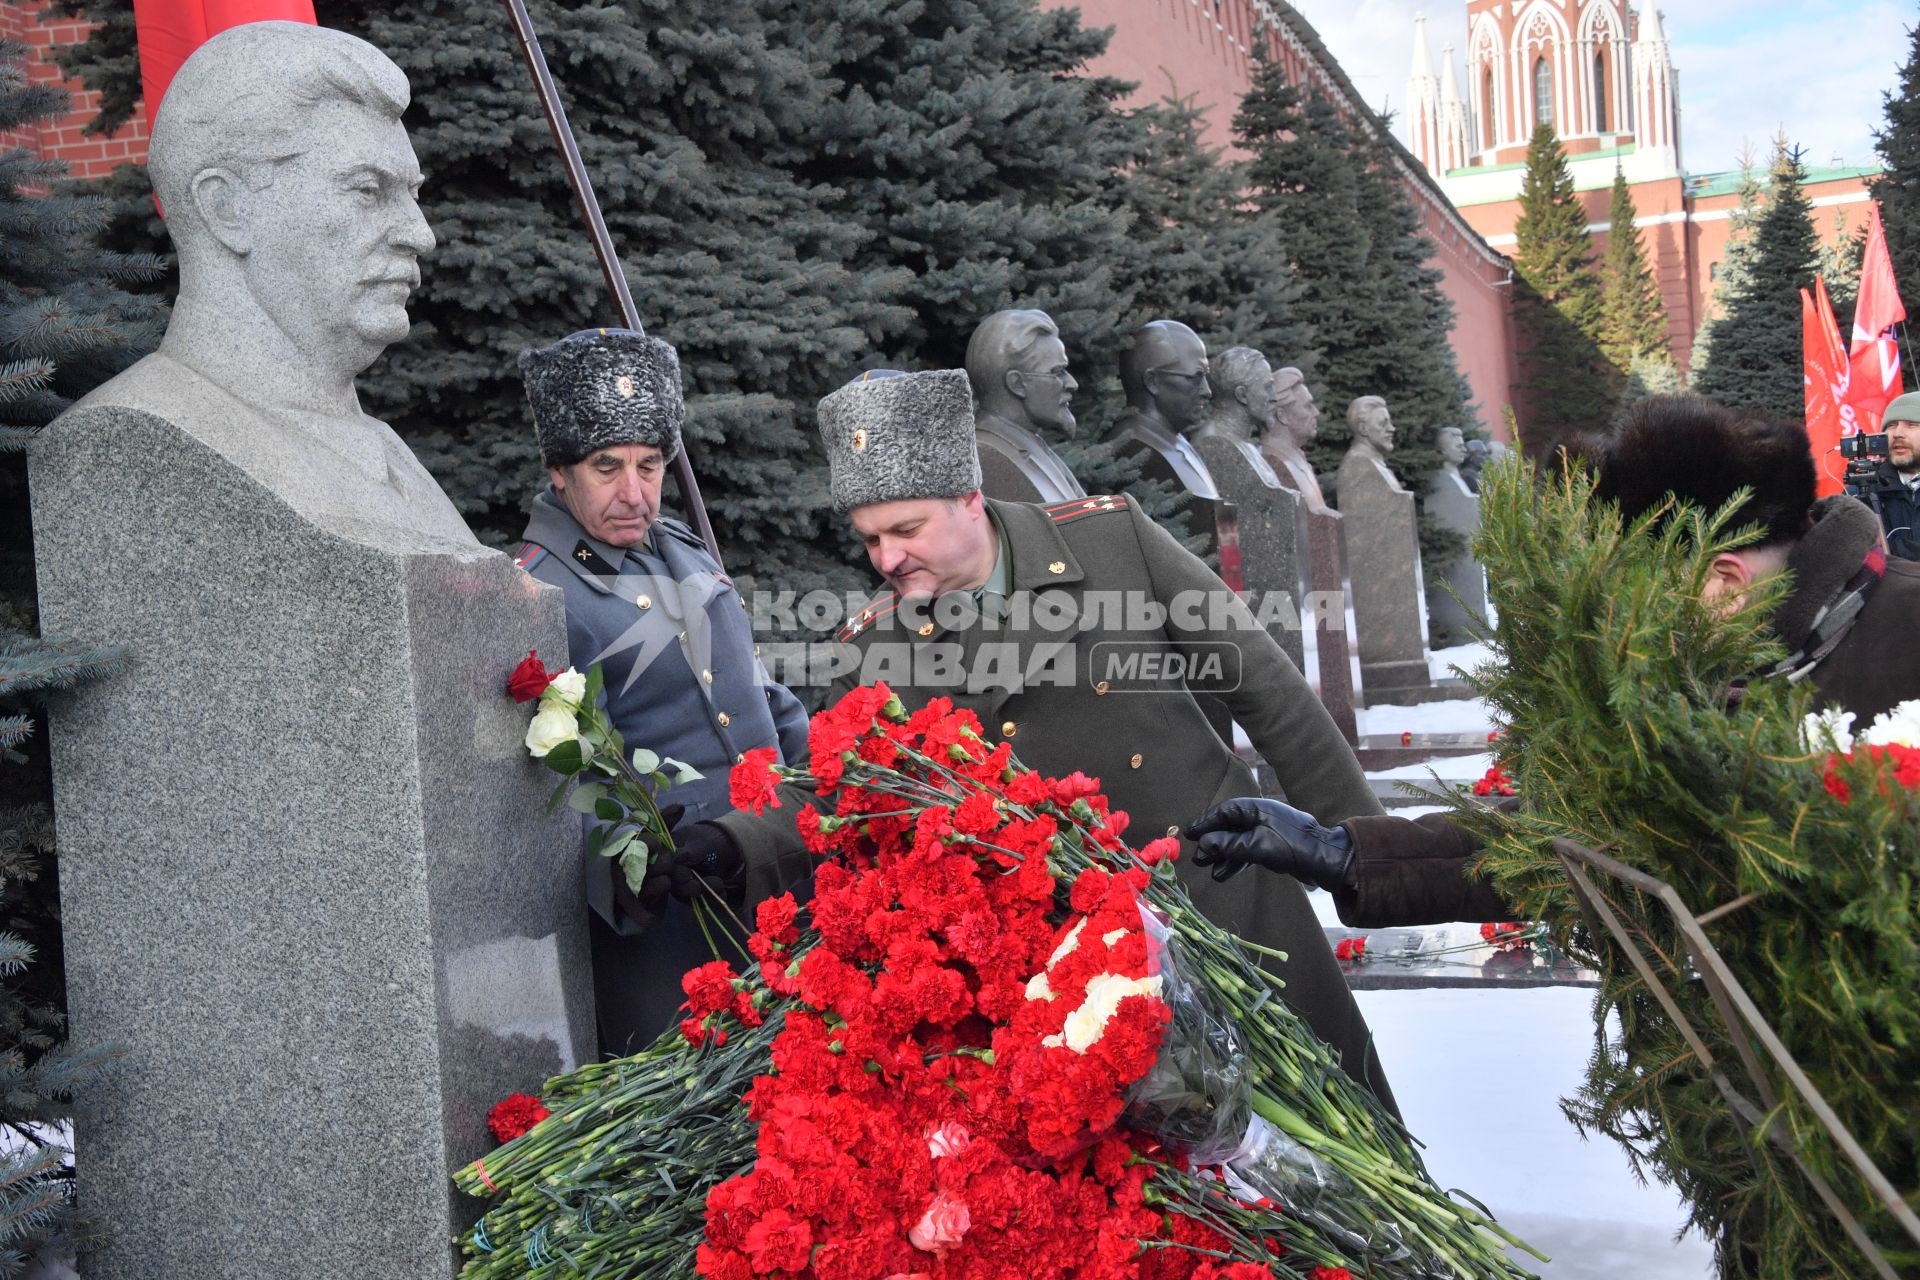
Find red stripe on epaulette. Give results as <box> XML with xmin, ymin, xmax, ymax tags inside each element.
<box><xmin>835</xmin><ymin>592</ymin><xmax>901</xmax><ymax>641</ymax></box>
<box><xmin>1048</xmin><ymin>495</ymin><xmax>1127</xmax><ymax>523</ymax></box>
<box><xmin>513</xmin><ymin>543</ymin><xmax>547</xmax><ymax>570</ymax></box>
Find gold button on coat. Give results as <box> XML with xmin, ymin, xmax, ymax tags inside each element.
<box><xmin>717</xmin><ymin>712</ymin><xmax>732</xmax><ymax>727</ymax></box>
<box><xmin>1048</xmin><ymin>560</ymin><xmax>1066</xmax><ymax>574</ymax></box>
<box><xmin>1129</xmin><ymin>754</ymin><xmax>1144</xmax><ymax>768</ymax></box>
<box><xmin>635</xmin><ymin>594</ymin><xmax>651</xmax><ymax>610</ymax></box>
<box><xmin>1166</xmin><ymin>825</ymin><xmax>1180</xmax><ymax>837</ymax></box>
<box><xmin>735</xmin><ymin>753</ymin><xmax>746</xmax><ymax>764</ymax></box>
<box><xmin>918</xmin><ymin>622</ymin><xmax>935</xmax><ymax>637</ymax></box>
<box><xmin>1001</xmin><ymin>720</ymin><xmax>1017</xmax><ymax>738</ymax></box>
<box><xmin>702</xmin><ymin>669</ymin><xmax>713</xmax><ymax>684</ymax></box>
<box><xmin>1094</xmin><ymin>680</ymin><xmax>1111</xmax><ymax>695</ymax></box>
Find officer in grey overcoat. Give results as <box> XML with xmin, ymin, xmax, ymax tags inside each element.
<box><xmin>513</xmin><ymin>328</ymin><xmax>809</xmax><ymax>1053</ymax></box>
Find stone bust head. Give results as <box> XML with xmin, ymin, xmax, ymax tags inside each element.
<box><xmin>966</xmin><ymin>309</ymin><xmax>1079</xmax><ymax>437</ymax></box>
<box><xmin>148</xmin><ymin>21</ymin><xmax>435</xmax><ymax>419</ymax></box>
<box><xmin>1270</xmin><ymin>366</ymin><xmax>1318</xmax><ymax>453</ymax></box>
<box><xmin>1345</xmin><ymin>395</ymin><xmax>1395</xmax><ymax>460</ymax></box>
<box><xmin>1117</xmin><ymin>319</ymin><xmax>1211</xmax><ymax>436</ymax></box>
<box><xmin>1196</xmin><ymin>346</ymin><xmax>1277</xmax><ymax>443</ymax></box>
<box><xmin>1438</xmin><ymin>426</ymin><xmax>1468</xmax><ymax>470</ymax></box>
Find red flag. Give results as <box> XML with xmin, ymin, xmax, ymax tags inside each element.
<box><xmin>1804</xmin><ymin>279</ymin><xmax>1852</xmax><ymax>497</ymax></box>
<box><xmin>133</xmin><ymin>0</ymin><xmax>317</xmax><ymax>134</ymax></box>
<box><xmin>1846</xmin><ymin>201</ymin><xmax>1906</xmax><ymax>432</ymax></box>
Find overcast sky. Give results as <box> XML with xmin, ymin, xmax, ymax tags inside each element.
<box><xmin>1291</xmin><ymin>0</ymin><xmax>1913</xmax><ymax>176</ymax></box>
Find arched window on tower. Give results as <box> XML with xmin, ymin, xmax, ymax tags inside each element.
<box><xmin>1593</xmin><ymin>52</ymin><xmax>1609</xmax><ymax>132</ymax></box>
<box><xmin>1482</xmin><ymin>66</ymin><xmax>1496</xmax><ymax>149</ymax></box>
<box><xmin>1533</xmin><ymin>56</ymin><xmax>1554</xmax><ymax>129</ymax></box>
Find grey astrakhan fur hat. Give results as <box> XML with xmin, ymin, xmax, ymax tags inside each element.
<box><xmin>520</xmin><ymin>327</ymin><xmax>685</xmax><ymax>468</ymax></box>
<box><xmin>818</xmin><ymin>369</ymin><xmax>982</xmax><ymax>511</ymax></box>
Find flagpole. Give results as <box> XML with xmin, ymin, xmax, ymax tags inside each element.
<box><xmin>499</xmin><ymin>0</ymin><xmax>722</xmax><ymax>564</ymax></box>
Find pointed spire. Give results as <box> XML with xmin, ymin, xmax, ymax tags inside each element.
<box><xmin>1639</xmin><ymin>1</ymin><xmax>1667</xmax><ymax>45</ymax></box>
<box><xmin>1440</xmin><ymin>42</ymin><xmax>1461</xmax><ymax>103</ymax></box>
<box><xmin>1411</xmin><ymin>12</ymin><xmax>1434</xmax><ymax>80</ymax></box>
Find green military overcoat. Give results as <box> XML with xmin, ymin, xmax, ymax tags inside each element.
<box><xmin>721</xmin><ymin>494</ymin><xmax>1395</xmax><ymax>1109</ymax></box>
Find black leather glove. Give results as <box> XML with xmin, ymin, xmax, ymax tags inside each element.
<box><xmin>1184</xmin><ymin>797</ymin><xmax>1356</xmax><ymax>890</ymax></box>
<box><xmin>652</xmin><ymin>820</ymin><xmax>744</xmax><ymax>904</ymax></box>
<box><xmin>617</xmin><ymin>805</ymin><xmax>685</xmax><ymax>920</ymax></box>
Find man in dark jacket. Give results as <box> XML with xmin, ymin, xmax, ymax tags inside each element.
<box><xmin>1189</xmin><ymin>396</ymin><xmax>1920</xmax><ymax>927</ymax></box>
<box><xmin>1860</xmin><ymin>391</ymin><xmax>1920</xmax><ymax>560</ymax></box>
<box><xmin>698</xmin><ymin>367</ymin><xmax>1400</xmax><ymax>1109</ymax></box>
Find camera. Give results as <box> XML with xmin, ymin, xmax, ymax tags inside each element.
<box><xmin>1841</xmin><ymin>431</ymin><xmax>1889</xmax><ymax>507</ymax></box>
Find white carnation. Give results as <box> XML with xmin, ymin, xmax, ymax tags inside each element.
<box><xmin>1801</xmin><ymin>707</ymin><xmax>1856</xmax><ymax>752</ymax></box>
<box><xmin>1024</xmin><ymin>972</ymin><xmax>1054</xmax><ymax>1001</ymax></box>
<box><xmin>1861</xmin><ymin>698</ymin><xmax>1920</xmax><ymax>749</ymax></box>
<box><xmin>1046</xmin><ymin>918</ymin><xmax>1086</xmax><ymax>969</ymax></box>
<box><xmin>541</xmin><ymin>668</ymin><xmax>588</xmax><ymax>710</ymax></box>
<box><xmin>524</xmin><ymin>703</ymin><xmax>580</xmax><ymax>758</ymax></box>
<box><xmin>1041</xmin><ymin>972</ymin><xmax>1163</xmax><ymax>1053</ymax></box>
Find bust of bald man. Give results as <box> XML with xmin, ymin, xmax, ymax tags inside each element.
<box><xmin>1105</xmin><ymin>319</ymin><xmax>1222</xmax><ymax>501</ymax></box>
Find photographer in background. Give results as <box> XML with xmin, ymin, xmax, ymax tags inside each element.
<box><xmin>1850</xmin><ymin>391</ymin><xmax>1920</xmax><ymax>560</ymax></box>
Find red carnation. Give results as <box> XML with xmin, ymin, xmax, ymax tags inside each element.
<box><xmin>1310</xmin><ymin>1268</ymin><xmax>1354</xmax><ymax>1280</ymax></box>
<box><xmin>1334</xmin><ymin>936</ymin><xmax>1367</xmax><ymax>962</ymax></box>
<box><xmin>486</xmin><ymin>1091</ymin><xmax>550</xmax><ymax>1143</ymax></box>
<box><xmin>742</xmin><ymin>1207</ymin><xmax>814</xmax><ymax>1273</ymax></box>
<box><xmin>728</xmin><ymin>747</ymin><xmax>784</xmax><ymax>814</ymax></box>
<box><xmin>506</xmin><ymin>650</ymin><xmax>557</xmax><ymax>703</ymax></box>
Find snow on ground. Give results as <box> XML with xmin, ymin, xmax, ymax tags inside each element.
<box><xmin>1358</xmin><ymin>988</ymin><xmax>1714</xmax><ymax>1278</ymax></box>
<box><xmin>1337</xmin><ymin>667</ymin><xmax>1714</xmax><ymax>1278</ymax></box>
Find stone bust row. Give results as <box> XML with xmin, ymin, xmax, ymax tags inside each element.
<box><xmin>969</xmin><ymin>310</ymin><xmax>1462</xmax><ymax>514</ymax></box>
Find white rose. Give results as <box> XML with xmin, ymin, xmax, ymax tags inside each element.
<box><xmin>1801</xmin><ymin>707</ymin><xmax>1856</xmax><ymax>752</ymax></box>
<box><xmin>524</xmin><ymin>703</ymin><xmax>580</xmax><ymax>758</ymax></box>
<box><xmin>1863</xmin><ymin>699</ymin><xmax>1920</xmax><ymax>748</ymax></box>
<box><xmin>541</xmin><ymin>668</ymin><xmax>587</xmax><ymax>710</ymax></box>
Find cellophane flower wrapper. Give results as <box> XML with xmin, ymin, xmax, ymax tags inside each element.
<box><xmin>1119</xmin><ymin>905</ymin><xmax>1252</xmax><ymax>1164</ymax></box>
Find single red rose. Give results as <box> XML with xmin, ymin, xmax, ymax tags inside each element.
<box><xmin>506</xmin><ymin>650</ymin><xmax>556</xmax><ymax>703</ymax></box>
<box><xmin>486</xmin><ymin>1091</ymin><xmax>550</xmax><ymax>1143</ymax></box>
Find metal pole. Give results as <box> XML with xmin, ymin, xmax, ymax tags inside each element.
<box><xmin>500</xmin><ymin>0</ymin><xmax>722</xmax><ymax>564</ymax></box>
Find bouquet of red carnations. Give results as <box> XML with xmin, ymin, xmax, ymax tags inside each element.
<box><xmin>456</xmin><ymin>684</ymin><xmax>1539</xmax><ymax>1279</ymax></box>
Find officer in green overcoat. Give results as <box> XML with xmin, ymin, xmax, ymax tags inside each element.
<box><xmin>703</xmin><ymin>368</ymin><xmax>1398</xmax><ymax>1110</ymax></box>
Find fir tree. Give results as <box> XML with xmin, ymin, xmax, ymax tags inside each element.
<box><xmin>1597</xmin><ymin>167</ymin><xmax>1668</xmax><ymax>374</ymax></box>
<box><xmin>0</xmin><ymin>38</ymin><xmax>159</xmax><ymax>1273</ymax></box>
<box><xmin>1690</xmin><ymin>148</ymin><xmax>1764</xmax><ymax>377</ymax></box>
<box><xmin>1872</xmin><ymin>17</ymin><xmax>1920</xmax><ymax>315</ymax></box>
<box><xmin>1693</xmin><ymin>144</ymin><xmax>1820</xmax><ymax>419</ymax></box>
<box><xmin>1510</xmin><ymin>125</ymin><xmax>1613</xmax><ymax>460</ymax></box>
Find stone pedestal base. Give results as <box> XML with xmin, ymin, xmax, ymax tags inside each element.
<box><xmin>32</xmin><ymin>403</ymin><xmax>595</xmax><ymax>1280</ymax></box>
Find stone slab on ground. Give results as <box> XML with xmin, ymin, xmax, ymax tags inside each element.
<box><xmin>1331</xmin><ymin>925</ymin><xmax>1598</xmax><ymax>989</ymax></box>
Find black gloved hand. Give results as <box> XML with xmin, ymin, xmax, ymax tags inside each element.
<box><xmin>1183</xmin><ymin>797</ymin><xmax>1355</xmax><ymax>890</ymax></box>
<box><xmin>625</xmin><ymin>804</ymin><xmax>685</xmax><ymax>918</ymax></box>
<box><xmin>657</xmin><ymin>820</ymin><xmax>745</xmax><ymax>904</ymax></box>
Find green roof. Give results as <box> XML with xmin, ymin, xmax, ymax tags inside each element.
<box><xmin>1685</xmin><ymin>164</ymin><xmax>1880</xmax><ymax>199</ymax></box>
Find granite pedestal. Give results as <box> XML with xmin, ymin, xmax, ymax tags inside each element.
<box><xmin>1194</xmin><ymin>434</ymin><xmax>1307</xmax><ymax>673</ymax></box>
<box><xmin>31</xmin><ymin>390</ymin><xmax>595</xmax><ymax>1279</ymax></box>
<box><xmin>1332</xmin><ymin>454</ymin><xmax>1433</xmax><ymax>703</ymax></box>
<box><xmin>1301</xmin><ymin>506</ymin><xmax>1361</xmax><ymax>743</ymax></box>
<box><xmin>1426</xmin><ymin>467</ymin><xmax>1488</xmax><ymax>643</ymax></box>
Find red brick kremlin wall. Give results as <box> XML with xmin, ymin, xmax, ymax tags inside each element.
<box><xmin>0</xmin><ymin>1</ymin><xmax>149</xmax><ymax>178</ymax></box>
<box><xmin>1053</xmin><ymin>0</ymin><xmax>1521</xmax><ymax>436</ymax></box>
